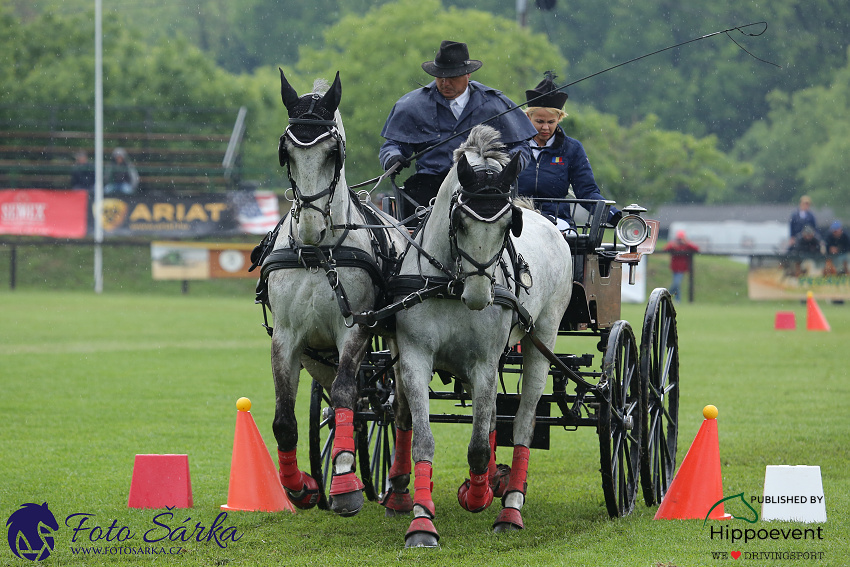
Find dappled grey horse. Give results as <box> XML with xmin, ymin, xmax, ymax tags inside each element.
<box><xmin>260</xmin><ymin>70</ymin><xmax>402</xmax><ymax>517</ymax></box>
<box><xmin>387</xmin><ymin>125</ymin><xmax>573</xmax><ymax>547</ymax></box>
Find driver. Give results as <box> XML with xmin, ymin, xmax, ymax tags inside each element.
<box><xmin>379</xmin><ymin>40</ymin><xmax>536</xmax><ymax>212</ymax></box>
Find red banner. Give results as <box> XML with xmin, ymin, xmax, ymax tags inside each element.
<box><xmin>0</xmin><ymin>189</ymin><xmax>89</xmax><ymax>238</ymax></box>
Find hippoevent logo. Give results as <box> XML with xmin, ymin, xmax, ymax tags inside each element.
<box><xmin>6</xmin><ymin>503</ymin><xmax>59</xmax><ymax>561</ymax></box>
<box><xmin>705</xmin><ymin>492</ymin><xmax>826</xmax><ymax>562</ymax></box>
<box><xmin>6</xmin><ymin>503</ymin><xmax>243</xmax><ymax>561</ymax></box>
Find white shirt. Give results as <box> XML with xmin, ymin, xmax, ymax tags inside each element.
<box><xmin>528</xmin><ymin>133</ymin><xmax>556</xmax><ymax>160</ymax></box>
<box><xmin>449</xmin><ymin>87</ymin><xmax>471</xmax><ymax>119</ymax></box>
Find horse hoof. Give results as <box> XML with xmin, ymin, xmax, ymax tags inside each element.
<box><xmin>493</xmin><ymin>522</ymin><xmax>522</xmax><ymax>534</ymax></box>
<box><xmin>493</xmin><ymin>507</ymin><xmax>524</xmax><ymax>532</ymax></box>
<box><xmin>491</xmin><ymin>464</ymin><xmax>511</xmax><ymax>498</ymax></box>
<box><xmin>328</xmin><ymin>490</ymin><xmax>364</xmax><ymax>517</ymax></box>
<box><xmin>405</xmin><ymin>533</ymin><xmax>440</xmax><ymax>548</ymax></box>
<box><xmin>284</xmin><ymin>474</ymin><xmax>319</xmax><ymax>510</ymax></box>
<box><xmin>457</xmin><ymin>478</ymin><xmax>493</xmax><ymax>513</ymax></box>
<box><xmin>382</xmin><ymin>489</ymin><xmax>413</xmax><ymax>516</ymax></box>
<box><xmin>405</xmin><ymin>517</ymin><xmax>440</xmax><ymax>548</ymax></box>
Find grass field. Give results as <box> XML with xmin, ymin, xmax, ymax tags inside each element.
<box><xmin>0</xmin><ymin>254</ymin><xmax>847</xmax><ymax>566</ymax></box>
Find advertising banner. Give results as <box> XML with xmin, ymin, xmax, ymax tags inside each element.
<box><xmin>0</xmin><ymin>189</ymin><xmax>88</xmax><ymax>238</ymax></box>
<box><xmin>151</xmin><ymin>241</ymin><xmax>256</xmax><ymax>280</ymax></box>
<box><xmin>91</xmin><ymin>190</ymin><xmax>280</xmax><ymax>238</ymax></box>
<box><xmin>748</xmin><ymin>255</ymin><xmax>850</xmax><ymax>300</ymax></box>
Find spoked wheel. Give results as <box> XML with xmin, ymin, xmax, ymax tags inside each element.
<box><xmin>307</xmin><ymin>346</ymin><xmax>397</xmax><ymax>510</ymax></box>
<box><xmin>308</xmin><ymin>380</ymin><xmax>334</xmax><ymax>511</ymax></box>
<box><xmin>597</xmin><ymin>320</ymin><xmax>643</xmax><ymax>518</ymax></box>
<box><xmin>639</xmin><ymin>288</ymin><xmax>680</xmax><ymax>506</ymax></box>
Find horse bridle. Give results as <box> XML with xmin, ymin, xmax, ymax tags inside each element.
<box><xmin>278</xmin><ymin>93</ymin><xmax>346</xmax><ymax>223</ymax></box>
<box><xmin>448</xmin><ymin>166</ymin><xmax>517</xmax><ymax>289</ymax></box>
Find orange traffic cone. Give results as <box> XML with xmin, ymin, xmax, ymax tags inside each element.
<box><xmin>806</xmin><ymin>291</ymin><xmax>831</xmax><ymax>331</ymax></box>
<box><xmin>221</xmin><ymin>398</ymin><xmax>295</xmax><ymax>513</ymax></box>
<box><xmin>654</xmin><ymin>405</ymin><xmax>731</xmax><ymax>520</ymax></box>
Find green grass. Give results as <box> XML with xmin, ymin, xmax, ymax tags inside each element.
<box><xmin>1</xmin><ymin>239</ymin><xmax>746</xmax><ymax>304</ymax></box>
<box><xmin>1</xmin><ymin>291</ymin><xmax>847</xmax><ymax>566</ymax></box>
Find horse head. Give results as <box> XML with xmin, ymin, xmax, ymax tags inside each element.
<box><xmin>279</xmin><ymin>69</ymin><xmax>346</xmax><ymax>245</ymax></box>
<box><xmin>449</xmin><ymin>126</ymin><xmax>523</xmax><ymax>310</ymax></box>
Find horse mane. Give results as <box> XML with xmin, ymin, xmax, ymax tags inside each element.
<box><xmin>311</xmin><ymin>78</ymin><xmax>331</xmax><ymax>95</ymax></box>
<box><xmin>453</xmin><ymin>125</ymin><xmax>509</xmax><ymax>166</ymax></box>
<box><xmin>514</xmin><ymin>196</ymin><xmax>535</xmax><ymax>210</ymax></box>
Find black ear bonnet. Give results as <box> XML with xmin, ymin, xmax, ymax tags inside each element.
<box><xmin>455</xmin><ymin>152</ymin><xmax>523</xmax><ymax>237</ymax></box>
<box><xmin>278</xmin><ymin>70</ymin><xmax>343</xmax><ymax>167</ymax></box>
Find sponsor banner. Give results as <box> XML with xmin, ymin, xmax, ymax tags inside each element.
<box><xmin>0</xmin><ymin>189</ymin><xmax>88</xmax><ymax>238</ymax></box>
<box><xmin>151</xmin><ymin>241</ymin><xmax>256</xmax><ymax>280</ymax></box>
<box><xmin>748</xmin><ymin>255</ymin><xmax>850</xmax><ymax>300</ymax></box>
<box><xmin>91</xmin><ymin>191</ymin><xmax>280</xmax><ymax>238</ymax></box>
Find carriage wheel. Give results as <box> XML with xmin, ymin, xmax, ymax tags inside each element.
<box><xmin>308</xmin><ymin>366</ymin><xmax>394</xmax><ymax>509</ymax></box>
<box><xmin>639</xmin><ymin>288</ymin><xmax>680</xmax><ymax>507</ymax></box>
<box><xmin>597</xmin><ymin>320</ymin><xmax>642</xmax><ymax>518</ymax></box>
<box><xmin>308</xmin><ymin>380</ymin><xmax>333</xmax><ymax>511</ymax></box>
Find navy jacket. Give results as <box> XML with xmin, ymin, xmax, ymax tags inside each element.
<box><xmin>516</xmin><ymin>126</ymin><xmax>618</xmax><ymax>225</ymax></box>
<box><xmin>380</xmin><ymin>80</ymin><xmax>536</xmax><ymax>176</ymax></box>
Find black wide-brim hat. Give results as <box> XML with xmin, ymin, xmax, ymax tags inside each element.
<box><xmin>525</xmin><ymin>76</ymin><xmax>568</xmax><ymax>109</ymax></box>
<box><xmin>422</xmin><ymin>41</ymin><xmax>483</xmax><ymax>78</ymax></box>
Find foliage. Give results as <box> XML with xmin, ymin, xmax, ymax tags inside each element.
<box><xmin>732</xmin><ymin>47</ymin><xmax>850</xmax><ymax>214</ymax></box>
<box><xmin>521</xmin><ymin>0</ymin><xmax>850</xmax><ymax>150</ymax></box>
<box><xmin>284</xmin><ymin>0</ymin><xmax>564</xmax><ymax>184</ymax></box>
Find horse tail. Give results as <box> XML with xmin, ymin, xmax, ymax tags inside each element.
<box><xmin>453</xmin><ymin>125</ymin><xmax>508</xmax><ymax>165</ymax></box>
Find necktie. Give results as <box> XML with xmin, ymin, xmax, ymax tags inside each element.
<box><xmin>451</xmin><ymin>100</ymin><xmax>462</xmax><ymax>119</ymax></box>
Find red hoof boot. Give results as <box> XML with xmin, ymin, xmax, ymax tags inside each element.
<box><xmin>382</xmin><ymin>489</ymin><xmax>414</xmax><ymax>516</ymax></box>
<box><xmin>283</xmin><ymin>472</ymin><xmax>319</xmax><ymax>510</ymax></box>
<box><xmin>457</xmin><ymin>474</ymin><xmax>494</xmax><ymax>513</ymax></box>
<box><xmin>493</xmin><ymin>507</ymin><xmax>524</xmax><ymax>532</ymax></box>
<box><xmin>490</xmin><ymin>464</ymin><xmax>511</xmax><ymax>498</ymax></box>
<box><xmin>328</xmin><ymin>471</ymin><xmax>365</xmax><ymax>517</ymax></box>
<box><xmin>405</xmin><ymin>517</ymin><xmax>440</xmax><ymax>548</ymax></box>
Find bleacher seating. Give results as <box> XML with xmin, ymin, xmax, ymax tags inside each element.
<box><xmin>0</xmin><ymin>104</ymin><xmax>245</xmax><ymax>192</ymax></box>
<box><xmin>0</xmin><ymin>129</ymin><xmax>236</xmax><ymax>192</ymax></box>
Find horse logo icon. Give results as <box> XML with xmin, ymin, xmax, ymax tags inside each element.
<box><xmin>6</xmin><ymin>502</ymin><xmax>59</xmax><ymax>561</ymax></box>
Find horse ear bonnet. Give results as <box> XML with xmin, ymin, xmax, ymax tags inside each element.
<box><xmin>278</xmin><ymin>70</ymin><xmax>342</xmax><ymax>167</ymax></box>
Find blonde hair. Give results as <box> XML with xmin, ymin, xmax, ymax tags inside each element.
<box><xmin>525</xmin><ymin>106</ymin><xmax>567</xmax><ymax>122</ymax></box>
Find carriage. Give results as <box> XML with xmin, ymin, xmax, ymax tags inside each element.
<box><xmin>306</xmin><ymin>192</ymin><xmax>680</xmax><ymax>520</ymax></box>
<box><xmin>259</xmin><ymin>72</ymin><xmax>680</xmax><ymax>546</ymax></box>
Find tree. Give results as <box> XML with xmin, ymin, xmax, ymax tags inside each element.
<box><xmin>733</xmin><ymin>47</ymin><xmax>850</xmax><ymax>215</ymax></box>
<box><xmin>287</xmin><ymin>0</ymin><xmax>566</xmax><ymax>185</ymax></box>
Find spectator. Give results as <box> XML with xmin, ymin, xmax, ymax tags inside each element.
<box><xmin>825</xmin><ymin>221</ymin><xmax>850</xmax><ymax>274</ymax></box>
<box><xmin>379</xmin><ymin>40</ymin><xmax>536</xmax><ymax>214</ymax></box>
<box><xmin>825</xmin><ymin>221</ymin><xmax>850</xmax><ymax>254</ymax></box>
<box><xmin>516</xmin><ymin>72</ymin><xmax>621</xmax><ymax>231</ymax></box>
<box><xmin>664</xmin><ymin>230</ymin><xmax>699</xmax><ymax>302</ymax></box>
<box><xmin>788</xmin><ymin>195</ymin><xmax>816</xmax><ymax>246</ymax></box>
<box><xmin>790</xmin><ymin>225</ymin><xmax>823</xmax><ymax>255</ymax></box>
<box><xmin>70</xmin><ymin>151</ymin><xmax>95</xmax><ymax>191</ymax></box>
<box><xmin>105</xmin><ymin>148</ymin><xmax>139</xmax><ymax>195</ymax></box>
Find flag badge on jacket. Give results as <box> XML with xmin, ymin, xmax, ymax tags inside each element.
<box><xmin>551</xmin><ymin>157</ymin><xmax>564</xmax><ymax>164</ymax></box>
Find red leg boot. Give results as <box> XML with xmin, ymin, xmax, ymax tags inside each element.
<box><xmin>493</xmin><ymin>445</ymin><xmax>529</xmax><ymax>532</ymax></box>
<box><xmin>381</xmin><ymin>428</ymin><xmax>413</xmax><ymax>515</ymax></box>
<box><xmin>278</xmin><ymin>449</ymin><xmax>319</xmax><ymax>510</ymax></box>
<box><xmin>405</xmin><ymin>461</ymin><xmax>439</xmax><ymax>548</ymax></box>
<box><xmin>328</xmin><ymin>407</ymin><xmax>365</xmax><ymax>517</ymax></box>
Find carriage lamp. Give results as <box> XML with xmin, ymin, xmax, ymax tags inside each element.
<box><xmin>615</xmin><ymin>204</ymin><xmax>650</xmax><ymax>285</ymax></box>
<box><xmin>615</xmin><ymin>204</ymin><xmax>649</xmax><ymax>247</ymax></box>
